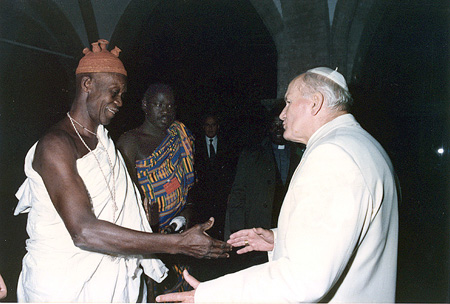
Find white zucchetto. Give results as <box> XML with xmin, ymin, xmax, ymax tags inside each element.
<box><xmin>307</xmin><ymin>67</ymin><xmax>348</xmax><ymax>91</ymax></box>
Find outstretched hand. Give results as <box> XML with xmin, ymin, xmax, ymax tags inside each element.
<box><xmin>178</xmin><ymin>217</ymin><xmax>232</xmax><ymax>258</ymax></box>
<box><xmin>156</xmin><ymin>270</ymin><xmax>198</xmax><ymax>303</ymax></box>
<box><xmin>227</xmin><ymin>227</ymin><xmax>274</xmax><ymax>254</ymax></box>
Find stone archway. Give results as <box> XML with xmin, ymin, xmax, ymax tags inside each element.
<box><xmin>108</xmin><ymin>0</ymin><xmax>278</xmax><ymax>143</ymax></box>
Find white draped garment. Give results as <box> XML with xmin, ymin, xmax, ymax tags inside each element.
<box><xmin>15</xmin><ymin>125</ymin><xmax>168</xmax><ymax>302</ymax></box>
<box><xmin>195</xmin><ymin>114</ymin><xmax>399</xmax><ymax>303</ymax></box>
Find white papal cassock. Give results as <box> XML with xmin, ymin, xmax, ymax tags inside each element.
<box><xmin>195</xmin><ymin>114</ymin><xmax>399</xmax><ymax>303</ymax></box>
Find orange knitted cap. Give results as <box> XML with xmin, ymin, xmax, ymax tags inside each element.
<box><xmin>76</xmin><ymin>39</ymin><xmax>127</xmax><ymax>76</ymax></box>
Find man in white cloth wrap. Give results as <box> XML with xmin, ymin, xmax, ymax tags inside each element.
<box><xmin>156</xmin><ymin>67</ymin><xmax>399</xmax><ymax>303</ymax></box>
<box><xmin>14</xmin><ymin>39</ymin><xmax>231</xmax><ymax>303</ymax></box>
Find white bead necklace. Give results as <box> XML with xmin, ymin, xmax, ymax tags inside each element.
<box><xmin>67</xmin><ymin>112</ymin><xmax>118</xmax><ymax>222</ymax></box>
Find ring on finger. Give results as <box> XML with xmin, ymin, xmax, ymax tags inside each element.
<box><xmin>244</xmin><ymin>240</ymin><xmax>249</xmax><ymax>246</ymax></box>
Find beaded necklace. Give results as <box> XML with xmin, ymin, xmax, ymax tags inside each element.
<box><xmin>67</xmin><ymin>112</ymin><xmax>118</xmax><ymax>222</ymax></box>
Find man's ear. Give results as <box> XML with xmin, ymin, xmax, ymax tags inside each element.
<box><xmin>80</xmin><ymin>75</ymin><xmax>92</xmax><ymax>93</ymax></box>
<box><xmin>310</xmin><ymin>92</ymin><xmax>324</xmax><ymax>116</ymax></box>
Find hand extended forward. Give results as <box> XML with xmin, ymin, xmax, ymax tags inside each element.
<box><xmin>156</xmin><ymin>270</ymin><xmax>198</xmax><ymax>303</ymax></box>
<box><xmin>227</xmin><ymin>227</ymin><xmax>275</xmax><ymax>254</ymax></box>
<box><xmin>178</xmin><ymin>217</ymin><xmax>232</xmax><ymax>258</ymax></box>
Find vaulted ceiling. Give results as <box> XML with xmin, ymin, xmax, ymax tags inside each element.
<box><xmin>1</xmin><ymin>1</ymin><xmax>450</xmax><ymax>302</ymax></box>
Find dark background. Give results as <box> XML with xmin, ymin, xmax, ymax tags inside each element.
<box><xmin>1</xmin><ymin>0</ymin><xmax>449</xmax><ymax>302</ymax></box>
<box><xmin>110</xmin><ymin>1</ymin><xmax>277</xmax><ymax>143</ymax></box>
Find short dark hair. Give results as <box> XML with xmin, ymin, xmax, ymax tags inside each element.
<box><xmin>203</xmin><ymin>113</ymin><xmax>219</xmax><ymax>125</ymax></box>
<box><xmin>142</xmin><ymin>83</ymin><xmax>174</xmax><ymax>103</ymax></box>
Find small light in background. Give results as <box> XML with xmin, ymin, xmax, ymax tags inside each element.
<box><xmin>437</xmin><ymin>147</ymin><xmax>445</xmax><ymax>155</ymax></box>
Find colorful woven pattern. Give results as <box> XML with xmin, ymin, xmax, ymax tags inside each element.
<box><xmin>136</xmin><ymin>120</ymin><xmax>195</xmax><ymax>230</ymax></box>
<box><xmin>136</xmin><ymin>121</ymin><xmax>195</xmax><ymax>295</ymax></box>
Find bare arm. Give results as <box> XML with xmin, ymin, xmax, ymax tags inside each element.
<box><xmin>117</xmin><ymin>132</ymin><xmax>159</xmax><ymax>226</ymax></box>
<box><xmin>118</xmin><ymin>131</ymin><xmax>193</xmax><ymax>229</ymax></box>
<box><xmin>116</xmin><ymin>133</ymin><xmax>141</xmax><ymax>193</ymax></box>
<box><xmin>33</xmin><ymin>131</ymin><xmax>230</xmax><ymax>258</ymax></box>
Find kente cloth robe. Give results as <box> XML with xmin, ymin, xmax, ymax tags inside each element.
<box><xmin>136</xmin><ymin>120</ymin><xmax>195</xmax><ymax>295</ymax></box>
<box><xmin>15</xmin><ymin>125</ymin><xmax>168</xmax><ymax>303</ymax></box>
<box><xmin>195</xmin><ymin>114</ymin><xmax>399</xmax><ymax>303</ymax></box>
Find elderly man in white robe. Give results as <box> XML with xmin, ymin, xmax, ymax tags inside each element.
<box><xmin>14</xmin><ymin>39</ymin><xmax>231</xmax><ymax>303</ymax></box>
<box><xmin>156</xmin><ymin>67</ymin><xmax>399</xmax><ymax>303</ymax></box>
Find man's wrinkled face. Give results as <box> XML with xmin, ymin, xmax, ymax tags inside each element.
<box><xmin>143</xmin><ymin>92</ymin><xmax>176</xmax><ymax>130</ymax></box>
<box><xmin>279</xmin><ymin>76</ymin><xmax>312</xmax><ymax>144</ymax></box>
<box><xmin>86</xmin><ymin>73</ymin><xmax>127</xmax><ymax>126</ymax></box>
<box><xmin>204</xmin><ymin>116</ymin><xmax>218</xmax><ymax>138</ymax></box>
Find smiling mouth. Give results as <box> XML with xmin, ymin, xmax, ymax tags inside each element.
<box><xmin>106</xmin><ymin>106</ymin><xmax>118</xmax><ymax>115</ymax></box>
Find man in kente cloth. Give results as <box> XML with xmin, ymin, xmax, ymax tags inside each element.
<box><xmin>14</xmin><ymin>40</ymin><xmax>231</xmax><ymax>303</ymax></box>
<box><xmin>118</xmin><ymin>83</ymin><xmax>202</xmax><ymax>297</ymax></box>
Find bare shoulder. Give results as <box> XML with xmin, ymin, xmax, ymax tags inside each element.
<box><xmin>117</xmin><ymin>128</ymin><xmax>141</xmax><ymax>145</ymax></box>
<box><xmin>117</xmin><ymin>128</ymin><xmax>141</xmax><ymax>153</ymax></box>
<box><xmin>33</xmin><ymin>123</ymin><xmax>78</xmax><ymax>174</ymax></box>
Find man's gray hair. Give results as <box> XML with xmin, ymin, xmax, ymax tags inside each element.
<box><xmin>300</xmin><ymin>72</ymin><xmax>353</xmax><ymax>112</ymax></box>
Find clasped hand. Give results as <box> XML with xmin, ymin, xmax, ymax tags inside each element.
<box><xmin>156</xmin><ymin>227</ymin><xmax>274</xmax><ymax>303</ymax></box>
<box><xmin>178</xmin><ymin>217</ymin><xmax>232</xmax><ymax>259</ymax></box>
<box><xmin>227</xmin><ymin>227</ymin><xmax>275</xmax><ymax>254</ymax></box>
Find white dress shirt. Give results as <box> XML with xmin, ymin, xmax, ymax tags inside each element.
<box><xmin>206</xmin><ymin>135</ymin><xmax>218</xmax><ymax>158</ymax></box>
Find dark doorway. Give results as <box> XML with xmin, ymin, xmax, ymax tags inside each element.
<box><xmin>109</xmin><ymin>0</ymin><xmax>277</xmax><ymax>145</ymax></box>
<box><xmin>0</xmin><ymin>1</ymin><xmax>277</xmax><ymax>301</ymax></box>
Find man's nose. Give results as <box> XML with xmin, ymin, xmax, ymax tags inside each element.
<box><xmin>279</xmin><ymin>108</ymin><xmax>287</xmax><ymax>120</ymax></box>
<box><xmin>114</xmin><ymin>97</ymin><xmax>123</xmax><ymax>107</ymax></box>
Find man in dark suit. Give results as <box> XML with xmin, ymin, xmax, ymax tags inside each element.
<box><xmin>192</xmin><ymin>114</ymin><xmax>236</xmax><ymax>241</ymax></box>
<box><xmin>224</xmin><ymin>102</ymin><xmax>304</xmax><ymax>270</ymax></box>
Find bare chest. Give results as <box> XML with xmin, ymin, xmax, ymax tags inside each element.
<box><xmin>135</xmin><ymin>134</ymin><xmax>165</xmax><ymax>160</ymax></box>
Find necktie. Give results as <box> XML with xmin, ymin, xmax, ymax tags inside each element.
<box><xmin>209</xmin><ymin>139</ymin><xmax>216</xmax><ymax>160</ymax></box>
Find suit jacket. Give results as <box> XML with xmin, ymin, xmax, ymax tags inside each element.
<box><xmin>227</xmin><ymin>137</ymin><xmax>302</xmax><ymax>233</ymax></box>
<box><xmin>195</xmin><ymin>114</ymin><xmax>399</xmax><ymax>303</ymax></box>
<box><xmin>191</xmin><ymin>135</ymin><xmax>237</xmax><ymax>239</ymax></box>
